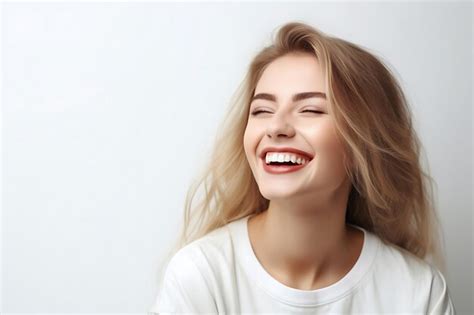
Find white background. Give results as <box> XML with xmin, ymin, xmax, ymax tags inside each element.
<box><xmin>1</xmin><ymin>1</ymin><xmax>472</xmax><ymax>313</ymax></box>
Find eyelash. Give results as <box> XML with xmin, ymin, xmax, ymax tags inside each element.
<box><xmin>251</xmin><ymin>109</ymin><xmax>324</xmax><ymax>116</ymax></box>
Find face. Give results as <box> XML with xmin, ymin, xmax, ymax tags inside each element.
<box><xmin>243</xmin><ymin>53</ymin><xmax>351</xmax><ymax>201</ymax></box>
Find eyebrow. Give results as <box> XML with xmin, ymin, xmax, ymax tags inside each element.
<box><xmin>251</xmin><ymin>91</ymin><xmax>327</xmax><ymax>103</ymax></box>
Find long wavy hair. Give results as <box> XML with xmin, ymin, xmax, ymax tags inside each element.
<box><xmin>154</xmin><ymin>21</ymin><xmax>447</xmax><ymax>285</ymax></box>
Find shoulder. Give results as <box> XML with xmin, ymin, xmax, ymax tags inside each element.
<box><xmin>149</xmin><ymin>243</ymin><xmax>216</xmax><ymax>313</ymax></box>
<box><xmin>167</xmin><ymin>221</ymin><xmax>235</xmax><ymax>282</ymax></box>
<box><xmin>375</xmin><ymin>239</ymin><xmax>435</xmax><ymax>280</ymax></box>
<box><xmin>371</xmin><ymin>238</ymin><xmax>456</xmax><ymax>313</ymax></box>
<box><xmin>149</xmin><ymin>224</ymin><xmax>234</xmax><ymax>313</ymax></box>
<box><xmin>187</xmin><ymin>221</ymin><xmax>237</xmax><ymax>267</ymax></box>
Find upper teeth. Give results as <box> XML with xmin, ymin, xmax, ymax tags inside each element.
<box><xmin>265</xmin><ymin>152</ymin><xmax>309</xmax><ymax>165</ymax></box>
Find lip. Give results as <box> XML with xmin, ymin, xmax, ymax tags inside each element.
<box><xmin>259</xmin><ymin>147</ymin><xmax>314</xmax><ymax>175</ymax></box>
<box><xmin>261</xmin><ymin>158</ymin><xmax>311</xmax><ymax>174</ymax></box>
<box><xmin>259</xmin><ymin>146</ymin><xmax>314</xmax><ymax>160</ymax></box>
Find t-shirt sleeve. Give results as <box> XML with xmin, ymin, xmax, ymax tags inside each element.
<box><xmin>148</xmin><ymin>247</ymin><xmax>218</xmax><ymax>314</ymax></box>
<box><xmin>428</xmin><ymin>266</ymin><xmax>456</xmax><ymax>315</ymax></box>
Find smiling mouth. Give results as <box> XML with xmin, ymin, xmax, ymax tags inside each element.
<box><xmin>260</xmin><ymin>156</ymin><xmax>313</xmax><ymax>174</ymax></box>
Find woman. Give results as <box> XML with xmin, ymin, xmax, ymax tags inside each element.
<box><xmin>149</xmin><ymin>21</ymin><xmax>456</xmax><ymax>314</ymax></box>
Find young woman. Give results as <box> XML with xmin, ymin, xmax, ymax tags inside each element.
<box><xmin>149</xmin><ymin>21</ymin><xmax>456</xmax><ymax>314</ymax></box>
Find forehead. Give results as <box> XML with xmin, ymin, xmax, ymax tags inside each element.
<box><xmin>255</xmin><ymin>53</ymin><xmax>326</xmax><ymax>94</ymax></box>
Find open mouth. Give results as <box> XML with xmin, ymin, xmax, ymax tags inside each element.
<box><xmin>260</xmin><ymin>155</ymin><xmax>313</xmax><ymax>174</ymax></box>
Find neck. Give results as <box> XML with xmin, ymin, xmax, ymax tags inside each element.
<box><xmin>248</xmin><ymin>179</ymin><xmax>358</xmax><ymax>289</ymax></box>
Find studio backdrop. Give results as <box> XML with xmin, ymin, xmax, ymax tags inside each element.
<box><xmin>1</xmin><ymin>1</ymin><xmax>472</xmax><ymax>313</ymax></box>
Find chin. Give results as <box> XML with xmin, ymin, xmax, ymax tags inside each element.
<box><xmin>258</xmin><ymin>187</ymin><xmax>301</xmax><ymax>200</ymax></box>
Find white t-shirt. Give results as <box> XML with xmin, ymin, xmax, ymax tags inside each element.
<box><xmin>149</xmin><ymin>214</ymin><xmax>456</xmax><ymax>314</ymax></box>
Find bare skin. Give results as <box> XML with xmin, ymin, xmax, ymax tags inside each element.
<box><xmin>243</xmin><ymin>52</ymin><xmax>364</xmax><ymax>290</ymax></box>
<box><xmin>248</xmin><ymin>209</ymin><xmax>364</xmax><ymax>290</ymax></box>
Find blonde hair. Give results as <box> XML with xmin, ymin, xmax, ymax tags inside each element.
<box><xmin>154</xmin><ymin>21</ymin><xmax>447</xmax><ymax>284</ymax></box>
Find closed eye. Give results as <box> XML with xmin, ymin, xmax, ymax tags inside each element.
<box><xmin>251</xmin><ymin>109</ymin><xmax>324</xmax><ymax>116</ymax></box>
<box><xmin>251</xmin><ymin>110</ymin><xmax>271</xmax><ymax>116</ymax></box>
<box><xmin>302</xmin><ymin>110</ymin><xmax>324</xmax><ymax>114</ymax></box>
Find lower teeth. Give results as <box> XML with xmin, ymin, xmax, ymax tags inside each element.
<box><xmin>270</xmin><ymin>163</ymin><xmax>298</xmax><ymax>166</ymax></box>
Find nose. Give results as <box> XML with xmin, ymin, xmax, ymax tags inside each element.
<box><xmin>266</xmin><ymin>114</ymin><xmax>296</xmax><ymax>139</ymax></box>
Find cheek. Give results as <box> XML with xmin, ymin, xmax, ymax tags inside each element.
<box><xmin>243</xmin><ymin>119</ymin><xmax>260</xmax><ymax>145</ymax></box>
<box><xmin>311</xmin><ymin>122</ymin><xmax>346</xmax><ymax>162</ymax></box>
<box><xmin>243</xmin><ymin>127</ymin><xmax>254</xmax><ymax>161</ymax></box>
